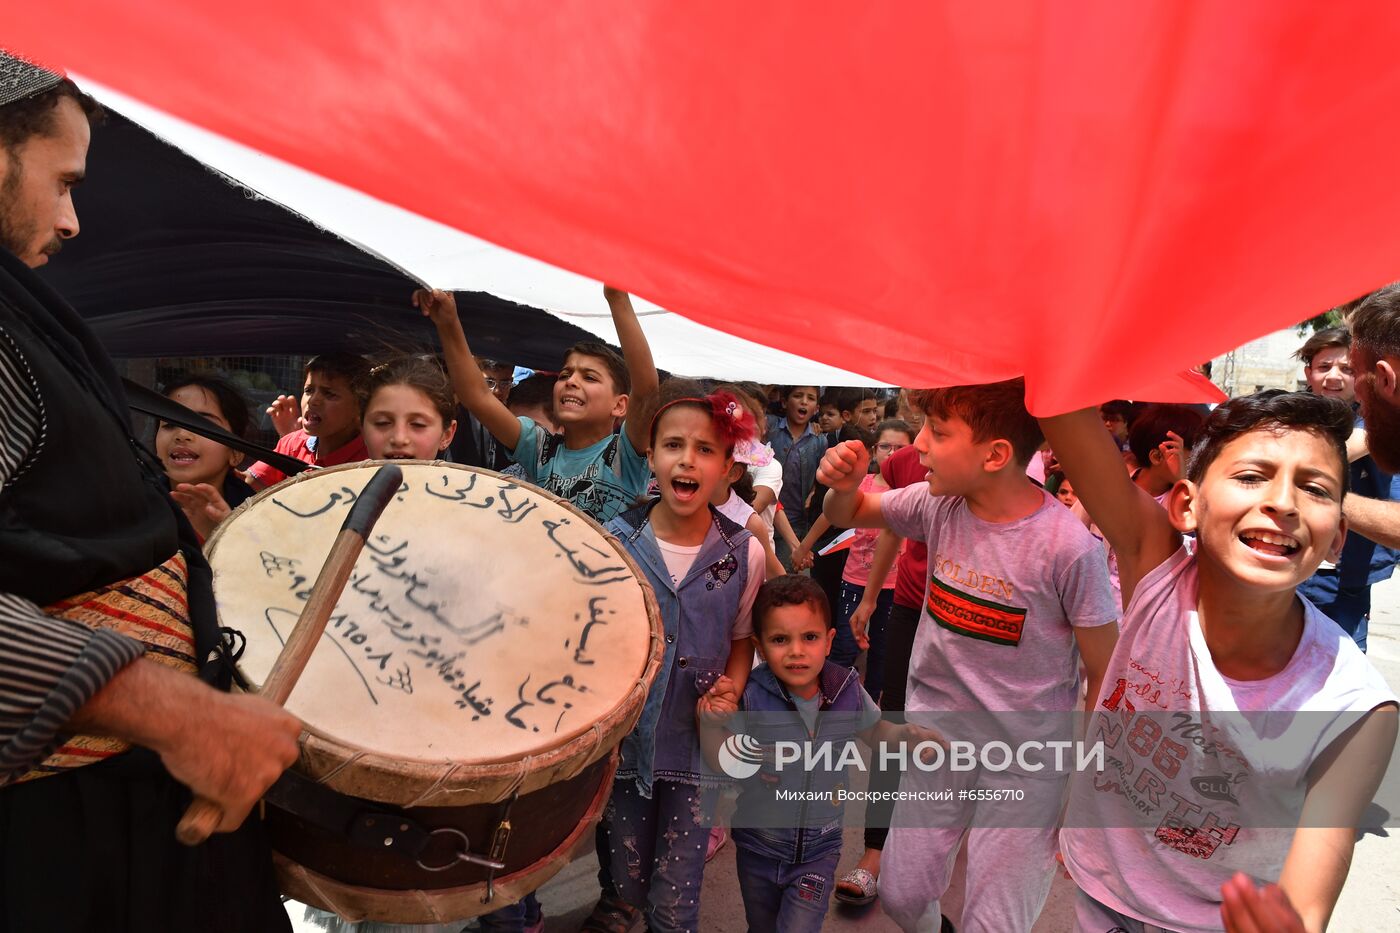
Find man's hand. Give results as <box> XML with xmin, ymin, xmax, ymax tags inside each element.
<box><xmin>170</xmin><ymin>482</ymin><xmax>232</xmax><ymax>540</ymax></box>
<box><xmin>413</xmin><ymin>288</ymin><xmax>460</xmax><ymax>329</ymax></box>
<box><xmin>1220</xmin><ymin>873</ymin><xmax>1306</xmax><ymax>933</ymax></box>
<box><xmin>72</xmin><ymin>660</ymin><xmax>302</xmax><ymax>834</ymax></box>
<box><xmin>266</xmin><ymin>395</ymin><xmax>301</xmax><ymax>436</ymax></box>
<box><xmin>817</xmin><ymin>440</ymin><xmax>870</xmax><ymax>493</ymax></box>
<box><xmin>157</xmin><ymin>690</ymin><xmax>302</xmax><ymax>832</ymax></box>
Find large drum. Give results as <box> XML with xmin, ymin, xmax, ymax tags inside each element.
<box><xmin>206</xmin><ymin>461</ymin><xmax>661</xmax><ymax>923</ymax></box>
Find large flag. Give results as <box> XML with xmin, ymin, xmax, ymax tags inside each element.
<box><xmin>13</xmin><ymin>3</ymin><xmax>1400</xmax><ymax>411</ymax></box>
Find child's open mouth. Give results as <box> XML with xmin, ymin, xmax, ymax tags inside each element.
<box><xmin>382</xmin><ymin>452</ymin><xmax>416</xmax><ymax>460</ymax></box>
<box><xmin>1239</xmin><ymin>531</ymin><xmax>1300</xmax><ymax>557</ymax></box>
<box><xmin>671</xmin><ymin>477</ymin><xmax>700</xmax><ymax>500</ymax></box>
<box><xmin>168</xmin><ymin>447</ymin><xmax>199</xmax><ymax>464</ymax></box>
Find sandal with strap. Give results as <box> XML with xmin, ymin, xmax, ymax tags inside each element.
<box><xmin>834</xmin><ymin>867</ymin><xmax>878</xmax><ymax>906</ymax></box>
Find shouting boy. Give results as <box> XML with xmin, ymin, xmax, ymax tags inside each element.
<box><xmin>819</xmin><ymin>378</ymin><xmax>1119</xmax><ymax>932</ymax></box>
<box><xmin>247</xmin><ymin>352</ymin><xmax>371</xmax><ymax>490</ymax></box>
<box><xmin>1043</xmin><ymin>391</ymin><xmax>1397</xmax><ymax>933</ymax></box>
<box><xmin>419</xmin><ymin>285</ymin><xmax>658</xmax><ymax>523</ymax></box>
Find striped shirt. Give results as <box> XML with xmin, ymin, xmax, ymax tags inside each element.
<box><xmin>0</xmin><ymin>327</ymin><xmax>147</xmax><ymax>785</ymax></box>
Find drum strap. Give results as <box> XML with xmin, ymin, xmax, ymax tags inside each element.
<box><xmin>264</xmin><ymin>769</ymin><xmax>510</xmax><ymax>875</ymax></box>
<box><xmin>264</xmin><ymin>768</ymin><xmax>434</xmax><ymax>859</ymax></box>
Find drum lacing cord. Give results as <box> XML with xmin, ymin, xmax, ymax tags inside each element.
<box><xmin>316</xmin><ymin>750</ymin><xmax>368</xmax><ymax>788</ymax></box>
<box><xmin>482</xmin><ymin>789</ymin><xmax>520</xmax><ymax>905</ymax></box>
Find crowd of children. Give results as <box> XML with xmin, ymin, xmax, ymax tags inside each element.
<box><xmin>147</xmin><ymin>284</ymin><xmax>1399</xmax><ymax>933</ymax></box>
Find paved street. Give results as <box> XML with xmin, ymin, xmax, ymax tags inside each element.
<box><xmin>290</xmin><ymin>574</ymin><xmax>1400</xmax><ymax>932</ymax></box>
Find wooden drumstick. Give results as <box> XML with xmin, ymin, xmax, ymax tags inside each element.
<box><xmin>176</xmin><ymin>463</ymin><xmax>404</xmax><ymax>846</ymax></box>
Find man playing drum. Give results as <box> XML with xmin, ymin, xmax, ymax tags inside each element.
<box><xmin>0</xmin><ymin>52</ymin><xmax>300</xmax><ymax>932</ymax></box>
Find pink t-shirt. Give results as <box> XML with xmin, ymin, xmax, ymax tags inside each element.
<box><xmin>1061</xmin><ymin>545</ymin><xmax>1396</xmax><ymax>932</ymax></box>
<box><xmin>879</xmin><ymin>485</ymin><xmax>1118</xmax><ymax>717</ymax></box>
<box><xmin>841</xmin><ymin>473</ymin><xmax>898</xmax><ymax>589</ymax></box>
<box><xmin>246</xmin><ymin>429</ymin><xmax>369</xmax><ymax>488</ymax></box>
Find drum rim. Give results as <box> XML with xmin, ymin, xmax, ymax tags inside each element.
<box><xmin>207</xmin><ymin>459</ymin><xmax>663</xmax><ymax>805</ymax></box>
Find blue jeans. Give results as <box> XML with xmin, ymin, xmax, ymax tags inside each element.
<box><xmin>734</xmin><ymin>845</ymin><xmax>841</xmax><ymax>933</ymax></box>
<box><xmin>835</xmin><ymin>581</ymin><xmax>894</xmax><ymax>697</ymax></box>
<box><xmin>1297</xmin><ymin>574</ymin><xmax>1371</xmax><ymax>651</ymax></box>
<box><xmin>600</xmin><ymin>778</ymin><xmax>718</xmax><ymax>933</ymax></box>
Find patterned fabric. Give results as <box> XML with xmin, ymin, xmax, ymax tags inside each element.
<box><xmin>0</xmin><ymin>50</ymin><xmax>62</xmax><ymax>108</ymax></box>
<box><xmin>19</xmin><ymin>553</ymin><xmax>196</xmax><ymax>780</ymax></box>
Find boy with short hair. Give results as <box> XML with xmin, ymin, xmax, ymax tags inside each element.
<box><xmin>1043</xmin><ymin>391</ymin><xmax>1398</xmax><ymax>932</ymax></box>
<box><xmin>1295</xmin><ymin>326</ymin><xmax>1397</xmax><ymax>651</ymax></box>
<box><xmin>819</xmin><ymin>378</ymin><xmax>1120</xmax><ymax>932</ymax></box>
<box><xmin>768</xmin><ymin>385</ymin><xmax>825</xmax><ymax>554</ymax></box>
<box><xmin>1126</xmin><ymin>403</ymin><xmax>1206</xmax><ymax>497</ymax></box>
<box><xmin>419</xmin><ymin>285</ymin><xmax>658</xmax><ymax>523</ymax></box>
<box><xmin>246</xmin><ymin>352</ymin><xmax>371</xmax><ymax>490</ymax></box>
<box><xmin>817</xmin><ymin>393</ymin><xmax>845</xmax><ymax>434</ymax></box>
<box><xmin>448</xmin><ymin>355</ymin><xmax>516</xmax><ymax>471</ymax></box>
<box><xmin>697</xmin><ymin>575</ymin><xmax>937</xmax><ymax>933</ymax></box>
<box><xmin>1100</xmin><ymin>400</ymin><xmax>1136</xmax><ymax>450</ymax></box>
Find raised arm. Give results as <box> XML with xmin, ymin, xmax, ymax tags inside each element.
<box><xmin>1342</xmin><ymin>494</ymin><xmax>1400</xmax><ymax>549</ymax></box>
<box><xmin>818</xmin><ymin>441</ymin><xmax>889</xmax><ymax>529</ymax></box>
<box><xmin>416</xmin><ymin>288</ymin><xmax>521</xmax><ymax>451</ymax></box>
<box><xmin>1039</xmin><ymin>408</ymin><xmax>1178</xmax><ymax>603</ymax></box>
<box><xmin>605</xmin><ymin>287</ymin><xmax>660</xmax><ymax>454</ymax></box>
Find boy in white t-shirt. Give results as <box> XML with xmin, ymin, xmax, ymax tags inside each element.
<box><xmin>1042</xmin><ymin>389</ymin><xmax>1398</xmax><ymax>933</ymax></box>
<box><xmin>820</xmin><ymin>378</ymin><xmax>1120</xmax><ymax>932</ymax></box>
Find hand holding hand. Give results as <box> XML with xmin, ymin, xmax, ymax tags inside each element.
<box><xmin>697</xmin><ymin>675</ymin><xmax>740</xmax><ymax>725</ymax></box>
<box><xmin>1219</xmin><ymin>873</ymin><xmax>1305</xmax><ymax>933</ymax></box>
<box><xmin>790</xmin><ymin>544</ymin><xmax>813</xmax><ymax>572</ymax></box>
<box><xmin>816</xmin><ymin>440</ymin><xmax>870</xmax><ymax>493</ymax></box>
<box><xmin>901</xmin><ymin>722</ymin><xmax>948</xmax><ymax>764</ymax></box>
<box><xmin>265</xmin><ymin>395</ymin><xmax>300</xmax><ymax>436</ymax></box>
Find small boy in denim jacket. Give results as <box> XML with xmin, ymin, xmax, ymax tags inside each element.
<box><xmin>699</xmin><ymin>576</ymin><xmax>938</xmax><ymax>932</ymax></box>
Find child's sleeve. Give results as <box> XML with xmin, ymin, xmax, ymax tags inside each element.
<box><xmin>1058</xmin><ymin>542</ymin><xmax>1120</xmax><ymax>628</ymax></box>
<box><xmin>245</xmin><ymin>432</ymin><xmax>299</xmax><ymax>488</ymax></box>
<box><xmin>617</xmin><ymin>427</ymin><xmax>654</xmax><ymax>499</ymax></box>
<box><xmin>506</xmin><ymin>416</ymin><xmax>544</xmax><ymax>479</ymax></box>
<box><xmin>728</xmin><ymin>538</ymin><xmax>768</xmax><ymax>640</ymax></box>
<box><xmin>878</xmin><ymin>484</ymin><xmax>935</xmax><ymax>543</ymax></box>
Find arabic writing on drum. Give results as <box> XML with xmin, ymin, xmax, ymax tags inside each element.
<box><xmin>249</xmin><ymin>470</ymin><xmax>641</xmax><ymax>738</ymax></box>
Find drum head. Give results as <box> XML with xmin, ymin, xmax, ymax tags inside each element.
<box><xmin>207</xmin><ymin>462</ymin><xmax>657</xmax><ymax>802</ymax></box>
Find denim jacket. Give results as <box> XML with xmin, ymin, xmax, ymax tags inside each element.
<box><xmin>731</xmin><ymin>661</ymin><xmax>864</xmax><ymax>864</ymax></box>
<box><xmin>606</xmin><ymin>502</ymin><xmax>752</xmax><ymax>798</ymax></box>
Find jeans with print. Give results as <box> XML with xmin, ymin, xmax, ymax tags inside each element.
<box><xmin>734</xmin><ymin>845</ymin><xmax>841</xmax><ymax>933</ymax></box>
<box><xmin>835</xmin><ymin>581</ymin><xmax>895</xmax><ymax>697</ymax></box>
<box><xmin>600</xmin><ymin>778</ymin><xmax>718</xmax><ymax>933</ymax></box>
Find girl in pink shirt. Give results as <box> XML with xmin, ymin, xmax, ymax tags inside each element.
<box><xmin>832</xmin><ymin>420</ymin><xmax>914</xmax><ymax>696</ymax></box>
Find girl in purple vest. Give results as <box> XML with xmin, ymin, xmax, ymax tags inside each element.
<box><xmin>601</xmin><ymin>390</ymin><xmax>767</xmax><ymax>933</ymax></box>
